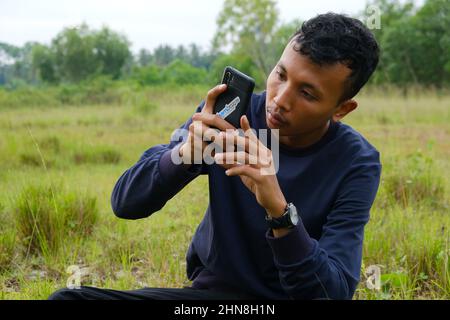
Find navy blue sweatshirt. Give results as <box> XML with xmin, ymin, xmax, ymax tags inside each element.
<box><xmin>111</xmin><ymin>91</ymin><xmax>382</xmax><ymax>300</ymax></box>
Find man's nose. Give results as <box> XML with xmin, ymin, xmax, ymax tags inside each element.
<box><xmin>274</xmin><ymin>84</ymin><xmax>291</xmax><ymax>112</ymax></box>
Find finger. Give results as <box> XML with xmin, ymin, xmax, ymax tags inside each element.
<box><xmin>224</xmin><ymin>164</ymin><xmax>261</xmax><ymax>179</ymax></box>
<box><xmin>188</xmin><ymin>122</ymin><xmax>207</xmax><ymax>146</ymax></box>
<box><xmin>191</xmin><ymin>121</ymin><xmax>220</xmax><ymax>141</ymax></box>
<box><xmin>214</xmin><ymin>162</ymin><xmax>235</xmax><ymax>171</ymax></box>
<box><xmin>240</xmin><ymin>115</ymin><xmax>273</xmax><ymax>165</ymax></box>
<box><xmin>202</xmin><ymin>84</ymin><xmax>227</xmax><ymax>114</ymax></box>
<box><xmin>240</xmin><ymin>115</ymin><xmax>250</xmax><ymax>131</ymax></box>
<box><xmin>240</xmin><ymin>115</ymin><xmax>259</xmax><ymax>144</ymax></box>
<box><xmin>217</xmin><ymin>130</ymin><xmax>257</xmax><ymax>154</ymax></box>
<box><xmin>214</xmin><ymin>152</ymin><xmax>269</xmax><ymax>167</ymax></box>
<box><xmin>192</xmin><ymin>112</ymin><xmax>236</xmax><ymax>131</ymax></box>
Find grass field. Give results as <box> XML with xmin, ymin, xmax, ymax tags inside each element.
<box><xmin>0</xmin><ymin>86</ymin><xmax>449</xmax><ymax>299</ymax></box>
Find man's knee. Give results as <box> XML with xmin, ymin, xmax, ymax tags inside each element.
<box><xmin>48</xmin><ymin>287</ymin><xmax>84</xmax><ymax>300</ymax></box>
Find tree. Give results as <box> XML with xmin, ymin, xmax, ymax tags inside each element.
<box><xmin>138</xmin><ymin>48</ymin><xmax>153</xmax><ymax>66</ymax></box>
<box><xmin>34</xmin><ymin>23</ymin><xmax>131</xmax><ymax>83</ymax></box>
<box><xmin>368</xmin><ymin>0</ymin><xmax>450</xmax><ymax>87</ymax></box>
<box><xmin>209</xmin><ymin>53</ymin><xmax>263</xmax><ymax>87</ymax></box>
<box><xmin>412</xmin><ymin>0</ymin><xmax>450</xmax><ymax>85</ymax></box>
<box><xmin>163</xmin><ymin>59</ymin><xmax>209</xmax><ymax>85</ymax></box>
<box><xmin>270</xmin><ymin>19</ymin><xmax>302</xmax><ymax>64</ymax></box>
<box><xmin>31</xmin><ymin>44</ymin><xmax>57</xmax><ymax>83</ymax></box>
<box><xmin>93</xmin><ymin>26</ymin><xmax>131</xmax><ymax>79</ymax></box>
<box><xmin>132</xmin><ymin>64</ymin><xmax>165</xmax><ymax>85</ymax></box>
<box><xmin>51</xmin><ymin>23</ymin><xmax>98</xmax><ymax>82</ymax></box>
<box><xmin>153</xmin><ymin>45</ymin><xmax>175</xmax><ymax>66</ymax></box>
<box><xmin>213</xmin><ymin>0</ymin><xmax>280</xmax><ymax>81</ymax></box>
<box><xmin>360</xmin><ymin>0</ymin><xmax>416</xmax><ymax>85</ymax></box>
<box><xmin>174</xmin><ymin>45</ymin><xmax>189</xmax><ymax>62</ymax></box>
<box><xmin>0</xmin><ymin>41</ymin><xmax>39</xmax><ymax>86</ymax></box>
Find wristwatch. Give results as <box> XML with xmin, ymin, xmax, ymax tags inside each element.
<box><xmin>265</xmin><ymin>202</ymin><xmax>299</xmax><ymax>229</ymax></box>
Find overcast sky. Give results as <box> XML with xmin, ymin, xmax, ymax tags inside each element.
<box><xmin>0</xmin><ymin>0</ymin><xmax>423</xmax><ymax>53</ymax></box>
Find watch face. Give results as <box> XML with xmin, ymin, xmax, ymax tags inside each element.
<box><xmin>289</xmin><ymin>205</ymin><xmax>299</xmax><ymax>225</ymax></box>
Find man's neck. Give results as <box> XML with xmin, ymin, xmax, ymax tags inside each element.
<box><xmin>279</xmin><ymin>120</ymin><xmax>331</xmax><ymax>149</ymax></box>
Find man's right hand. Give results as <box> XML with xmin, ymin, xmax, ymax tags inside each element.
<box><xmin>179</xmin><ymin>84</ymin><xmax>236</xmax><ymax>165</ymax></box>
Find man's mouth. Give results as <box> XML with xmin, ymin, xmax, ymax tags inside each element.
<box><xmin>267</xmin><ymin>107</ymin><xmax>288</xmax><ymax>127</ymax></box>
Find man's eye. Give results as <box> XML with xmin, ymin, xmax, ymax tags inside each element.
<box><xmin>275</xmin><ymin>70</ymin><xmax>285</xmax><ymax>79</ymax></box>
<box><xmin>301</xmin><ymin>90</ymin><xmax>315</xmax><ymax>101</ymax></box>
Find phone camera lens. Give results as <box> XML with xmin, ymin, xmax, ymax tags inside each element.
<box><xmin>225</xmin><ymin>72</ymin><xmax>231</xmax><ymax>84</ymax></box>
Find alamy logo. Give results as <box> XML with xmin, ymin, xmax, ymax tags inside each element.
<box><xmin>217</xmin><ymin>96</ymin><xmax>240</xmax><ymax>119</ymax></box>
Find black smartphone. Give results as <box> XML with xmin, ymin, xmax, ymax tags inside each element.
<box><xmin>213</xmin><ymin>66</ymin><xmax>255</xmax><ymax>128</ymax></box>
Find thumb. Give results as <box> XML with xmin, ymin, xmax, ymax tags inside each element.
<box><xmin>240</xmin><ymin>115</ymin><xmax>250</xmax><ymax>131</ymax></box>
<box><xmin>203</xmin><ymin>84</ymin><xmax>227</xmax><ymax>113</ymax></box>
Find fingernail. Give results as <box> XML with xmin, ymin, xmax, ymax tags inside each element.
<box><xmin>225</xmin><ymin>170</ymin><xmax>230</xmax><ymax>175</ymax></box>
<box><xmin>220</xmin><ymin>84</ymin><xmax>226</xmax><ymax>89</ymax></box>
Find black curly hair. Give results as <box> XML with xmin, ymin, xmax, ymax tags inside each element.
<box><xmin>292</xmin><ymin>13</ymin><xmax>379</xmax><ymax>103</ymax></box>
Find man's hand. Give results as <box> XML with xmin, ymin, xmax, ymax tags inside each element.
<box><xmin>179</xmin><ymin>84</ymin><xmax>235</xmax><ymax>164</ymax></box>
<box><xmin>213</xmin><ymin>115</ymin><xmax>287</xmax><ymax>218</ymax></box>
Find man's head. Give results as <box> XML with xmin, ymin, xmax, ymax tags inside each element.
<box><xmin>266</xmin><ymin>13</ymin><xmax>379</xmax><ymax>146</ymax></box>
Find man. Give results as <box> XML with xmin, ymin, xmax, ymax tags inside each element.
<box><xmin>49</xmin><ymin>12</ymin><xmax>381</xmax><ymax>300</ymax></box>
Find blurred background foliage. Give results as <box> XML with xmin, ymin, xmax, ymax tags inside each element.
<box><xmin>0</xmin><ymin>0</ymin><xmax>449</xmax><ymax>106</ymax></box>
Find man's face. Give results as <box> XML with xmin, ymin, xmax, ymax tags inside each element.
<box><xmin>265</xmin><ymin>40</ymin><xmax>355</xmax><ymax>146</ymax></box>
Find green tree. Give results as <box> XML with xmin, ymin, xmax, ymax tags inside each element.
<box><xmin>372</xmin><ymin>0</ymin><xmax>450</xmax><ymax>87</ymax></box>
<box><xmin>132</xmin><ymin>64</ymin><xmax>165</xmax><ymax>85</ymax></box>
<box><xmin>31</xmin><ymin>44</ymin><xmax>57</xmax><ymax>83</ymax></box>
<box><xmin>38</xmin><ymin>23</ymin><xmax>131</xmax><ymax>83</ymax></box>
<box><xmin>213</xmin><ymin>0</ymin><xmax>280</xmax><ymax>81</ymax></box>
<box><xmin>153</xmin><ymin>45</ymin><xmax>175</xmax><ymax>66</ymax></box>
<box><xmin>137</xmin><ymin>48</ymin><xmax>153</xmax><ymax>66</ymax></box>
<box><xmin>209</xmin><ymin>53</ymin><xmax>263</xmax><ymax>87</ymax></box>
<box><xmin>360</xmin><ymin>0</ymin><xmax>416</xmax><ymax>85</ymax></box>
<box><xmin>1</xmin><ymin>41</ymin><xmax>39</xmax><ymax>86</ymax></box>
<box><xmin>52</xmin><ymin>23</ymin><xmax>98</xmax><ymax>82</ymax></box>
<box><xmin>93</xmin><ymin>26</ymin><xmax>131</xmax><ymax>79</ymax></box>
<box><xmin>270</xmin><ymin>19</ymin><xmax>302</xmax><ymax>64</ymax></box>
<box><xmin>412</xmin><ymin>0</ymin><xmax>450</xmax><ymax>85</ymax></box>
<box><xmin>163</xmin><ymin>59</ymin><xmax>209</xmax><ymax>85</ymax></box>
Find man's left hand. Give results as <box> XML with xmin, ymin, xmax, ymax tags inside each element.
<box><xmin>212</xmin><ymin>115</ymin><xmax>287</xmax><ymax>217</ymax></box>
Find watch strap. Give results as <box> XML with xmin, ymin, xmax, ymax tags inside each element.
<box><xmin>265</xmin><ymin>204</ymin><xmax>294</xmax><ymax>229</ymax></box>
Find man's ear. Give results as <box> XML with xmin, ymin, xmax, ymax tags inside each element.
<box><xmin>332</xmin><ymin>99</ymin><xmax>358</xmax><ymax>122</ymax></box>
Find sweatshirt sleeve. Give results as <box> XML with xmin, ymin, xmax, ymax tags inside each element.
<box><xmin>111</xmin><ymin>101</ymin><xmax>207</xmax><ymax>219</ymax></box>
<box><xmin>265</xmin><ymin>150</ymin><xmax>382</xmax><ymax>300</ymax></box>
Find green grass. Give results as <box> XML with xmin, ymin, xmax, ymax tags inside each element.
<box><xmin>0</xmin><ymin>86</ymin><xmax>449</xmax><ymax>299</ymax></box>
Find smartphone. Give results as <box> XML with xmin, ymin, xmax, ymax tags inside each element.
<box><xmin>213</xmin><ymin>66</ymin><xmax>255</xmax><ymax>128</ymax></box>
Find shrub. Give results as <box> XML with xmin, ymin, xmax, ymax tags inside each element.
<box><xmin>0</xmin><ymin>230</ymin><xmax>16</xmax><ymax>272</ymax></box>
<box><xmin>381</xmin><ymin>149</ymin><xmax>446</xmax><ymax>208</ymax></box>
<box><xmin>73</xmin><ymin>146</ymin><xmax>121</xmax><ymax>165</ymax></box>
<box><xmin>39</xmin><ymin>136</ymin><xmax>61</xmax><ymax>153</ymax></box>
<box><xmin>163</xmin><ymin>60</ymin><xmax>209</xmax><ymax>85</ymax></box>
<box><xmin>132</xmin><ymin>65</ymin><xmax>166</xmax><ymax>86</ymax></box>
<box><xmin>19</xmin><ymin>153</ymin><xmax>42</xmax><ymax>167</ymax></box>
<box><xmin>19</xmin><ymin>152</ymin><xmax>54</xmax><ymax>168</ymax></box>
<box><xmin>0</xmin><ymin>86</ymin><xmax>59</xmax><ymax>109</ymax></box>
<box><xmin>0</xmin><ymin>203</ymin><xmax>16</xmax><ymax>272</ymax></box>
<box><xmin>132</xmin><ymin>98</ymin><xmax>158</xmax><ymax>116</ymax></box>
<box><xmin>14</xmin><ymin>184</ymin><xmax>98</xmax><ymax>256</ymax></box>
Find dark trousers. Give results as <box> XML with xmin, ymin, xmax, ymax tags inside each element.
<box><xmin>48</xmin><ymin>286</ymin><xmax>257</xmax><ymax>300</ymax></box>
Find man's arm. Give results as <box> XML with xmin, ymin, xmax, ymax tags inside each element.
<box><xmin>266</xmin><ymin>151</ymin><xmax>382</xmax><ymax>299</ymax></box>
<box><xmin>110</xmin><ymin>102</ymin><xmax>206</xmax><ymax>220</ymax></box>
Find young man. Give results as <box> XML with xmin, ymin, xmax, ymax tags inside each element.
<box><xmin>49</xmin><ymin>13</ymin><xmax>381</xmax><ymax>300</ymax></box>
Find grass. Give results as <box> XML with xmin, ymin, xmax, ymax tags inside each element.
<box><xmin>14</xmin><ymin>184</ymin><xmax>98</xmax><ymax>258</ymax></box>
<box><xmin>0</xmin><ymin>85</ymin><xmax>449</xmax><ymax>299</ymax></box>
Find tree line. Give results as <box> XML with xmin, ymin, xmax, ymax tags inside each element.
<box><xmin>0</xmin><ymin>0</ymin><xmax>448</xmax><ymax>90</ymax></box>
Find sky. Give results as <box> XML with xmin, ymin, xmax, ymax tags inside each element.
<box><xmin>0</xmin><ymin>0</ymin><xmax>424</xmax><ymax>53</ymax></box>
